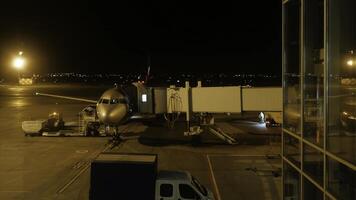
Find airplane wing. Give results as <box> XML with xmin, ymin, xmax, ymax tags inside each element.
<box><xmin>35</xmin><ymin>92</ymin><xmax>97</xmax><ymax>104</ymax></box>
<box><xmin>129</xmin><ymin>113</ymin><xmax>156</xmax><ymax>120</ymax></box>
<box><xmin>119</xmin><ymin>114</ymin><xmax>156</xmax><ymax>125</ymax></box>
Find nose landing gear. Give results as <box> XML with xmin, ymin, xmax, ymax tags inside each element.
<box><xmin>107</xmin><ymin>126</ymin><xmax>122</xmax><ymax>149</ymax></box>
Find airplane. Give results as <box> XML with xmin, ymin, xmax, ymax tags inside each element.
<box><xmin>37</xmin><ymin>86</ymin><xmax>131</xmax><ymax>124</ymax></box>
<box><xmin>36</xmin><ymin>86</ymin><xmax>134</xmax><ymax>138</ymax></box>
<box><xmin>36</xmin><ymin>64</ymin><xmax>153</xmax><ymax>140</ymax></box>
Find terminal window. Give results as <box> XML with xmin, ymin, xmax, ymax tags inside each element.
<box><xmin>142</xmin><ymin>94</ymin><xmax>147</xmax><ymax>102</ymax></box>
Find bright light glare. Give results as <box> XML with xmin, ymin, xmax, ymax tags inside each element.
<box><xmin>142</xmin><ymin>94</ymin><xmax>147</xmax><ymax>102</ymax></box>
<box><xmin>347</xmin><ymin>59</ymin><xmax>353</xmax><ymax>66</ymax></box>
<box><xmin>258</xmin><ymin>112</ymin><xmax>265</xmax><ymax>123</ymax></box>
<box><xmin>13</xmin><ymin>57</ymin><xmax>25</xmax><ymax>69</ymax></box>
<box><xmin>19</xmin><ymin>51</ymin><xmax>23</xmax><ymax>56</ymax></box>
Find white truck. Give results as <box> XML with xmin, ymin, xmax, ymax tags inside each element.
<box><xmin>90</xmin><ymin>153</ymin><xmax>215</xmax><ymax>200</ymax></box>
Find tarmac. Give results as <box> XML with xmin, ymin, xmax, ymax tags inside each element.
<box><xmin>0</xmin><ymin>84</ymin><xmax>282</xmax><ymax>200</ymax></box>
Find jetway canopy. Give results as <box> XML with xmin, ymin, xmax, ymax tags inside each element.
<box><xmin>166</xmin><ymin>86</ymin><xmax>282</xmax><ymax>114</ymax></box>
<box><xmin>167</xmin><ymin>87</ymin><xmax>242</xmax><ymax>113</ymax></box>
<box><xmin>242</xmin><ymin>87</ymin><xmax>282</xmax><ymax>111</ymax></box>
<box><xmin>192</xmin><ymin>86</ymin><xmax>242</xmax><ymax>113</ymax></box>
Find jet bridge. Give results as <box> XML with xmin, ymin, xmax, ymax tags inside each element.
<box><xmin>241</xmin><ymin>87</ymin><xmax>282</xmax><ymax>112</ymax></box>
<box><xmin>166</xmin><ymin>85</ymin><xmax>282</xmax><ymax>114</ymax></box>
<box><xmin>164</xmin><ymin>83</ymin><xmax>282</xmax><ymax>142</ymax></box>
<box><xmin>133</xmin><ymin>82</ymin><xmax>282</xmax><ymax>115</ymax></box>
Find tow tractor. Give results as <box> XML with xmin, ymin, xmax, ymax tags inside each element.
<box><xmin>261</xmin><ymin>112</ymin><xmax>282</xmax><ymax>127</ymax></box>
<box><xmin>22</xmin><ymin>112</ymin><xmax>65</xmax><ymax>136</ymax></box>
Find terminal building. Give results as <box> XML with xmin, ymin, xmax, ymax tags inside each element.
<box><xmin>282</xmin><ymin>0</ymin><xmax>355</xmax><ymax>199</ymax></box>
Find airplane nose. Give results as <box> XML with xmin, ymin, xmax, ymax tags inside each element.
<box><xmin>96</xmin><ymin>104</ymin><xmax>127</xmax><ymax>125</ymax></box>
<box><xmin>97</xmin><ymin>106</ymin><xmax>110</xmax><ymax>124</ymax></box>
<box><xmin>97</xmin><ymin>107</ymin><xmax>119</xmax><ymax>125</ymax></box>
<box><xmin>100</xmin><ymin>111</ymin><xmax>107</xmax><ymax>119</ymax></box>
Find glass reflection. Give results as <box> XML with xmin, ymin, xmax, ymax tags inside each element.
<box><xmin>284</xmin><ymin>0</ymin><xmax>301</xmax><ymax>134</ymax></box>
<box><xmin>303</xmin><ymin>178</ymin><xmax>323</xmax><ymax>200</ymax></box>
<box><xmin>284</xmin><ymin>132</ymin><xmax>301</xmax><ymax>167</ymax></box>
<box><xmin>327</xmin><ymin>157</ymin><xmax>356</xmax><ymax>199</ymax></box>
<box><xmin>303</xmin><ymin>143</ymin><xmax>323</xmax><ymax>185</ymax></box>
<box><xmin>284</xmin><ymin>162</ymin><xmax>300</xmax><ymax>200</ymax></box>
<box><xmin>327</xmin><ymin>0</ymin><xmax>356</xmax><ymax>165</ymax></box>
<box><xmin>303</xmin><ymin>0</ymin><xmax>324</xmax><ymax>147</ymax></box>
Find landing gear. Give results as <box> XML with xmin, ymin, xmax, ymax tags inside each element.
<box><xmin>107</xmin><ymin>126</ymin><xmax>122</xmax><ymax>149</ymax></box>
<box><xmin>113</xmin><ymin>126</ymin><xmax>122</xmax><ymax>141</ymax></box>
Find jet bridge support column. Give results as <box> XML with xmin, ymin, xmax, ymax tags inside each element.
<box><xmin>185</xmin><ymin>81</ymin><xmax>192</xmax><ymax>131</ymax></box>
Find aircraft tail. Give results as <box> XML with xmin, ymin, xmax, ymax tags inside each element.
<box><xmin>145</xmin><ymin>65</ymin><xmax>150</xmax><ymax>83</ymax></box>
<box><xmin>144</xmin><ymin>55</ymin><xmax>151</xmax><ymax>83</ymax></box>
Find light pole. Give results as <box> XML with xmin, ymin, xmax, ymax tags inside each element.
<box><xmin>12</xmin><ymin>51</ymin><xmax>26</xmax><ymax>81</ymax></box>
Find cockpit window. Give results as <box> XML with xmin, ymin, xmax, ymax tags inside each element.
<box><xmin>108</xmin><ymin>98</ymin><xmax>128</xmax><ymax>104</ymax></box>
<box><xmin>99</xmin><ymin>98</ymin><xmax>127</xmax><ymax>105</ymax></box>
<box><xmin>110</xmin><ymin>98</ymin><xmax>119</xmax><ymax>104</ymax></box>
<box><xmin>101</xmin><ymin>99</ymin><xmax>109</xmax><ymax>104</ymax></box>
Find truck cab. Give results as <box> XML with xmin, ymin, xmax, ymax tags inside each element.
<box><xmin>156</xmin><ymin>170</ymin><xmax>214</xmax><ymax>200</ymax></box>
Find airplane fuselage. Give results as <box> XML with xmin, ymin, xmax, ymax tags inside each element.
<box><xmin>96</xmin><ymin>88</ymin><xmax>130</xmax><ymax>126</ymax></box>
<box><xmin>36</xmin><ymin>87</ymin><xmax>130</xmax><ymax>127</ymax></box>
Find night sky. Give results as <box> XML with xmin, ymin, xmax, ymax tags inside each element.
<box><xmin>0</xmin><ymin>1</ymin><xmax>281</xmax><ymax>76</ymax></box>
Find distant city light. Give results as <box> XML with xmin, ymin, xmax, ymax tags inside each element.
<box><xmin>13</xmin><ymin>57</ymin><xmax>25</xmax><ymax>70</ymax></box>
<box><xmin>19</xmin><ymin>78</ymin><xmax>33</xmax><ymax>85</ymax></box>
<box><xmin>18</xmin><ymin>51</ymin><xmax>23</xmax><ymax>56</ymax></box>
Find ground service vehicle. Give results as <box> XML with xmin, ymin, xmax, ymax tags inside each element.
<box><xmin>90</xmin><ymin>153</ymin><xmax>215</xmax><ymax>200</ymax></box>
<box><xmin>22</xmin><ymin>112</ymin><xmax>65</xmax><ymax>136</ymax></box>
